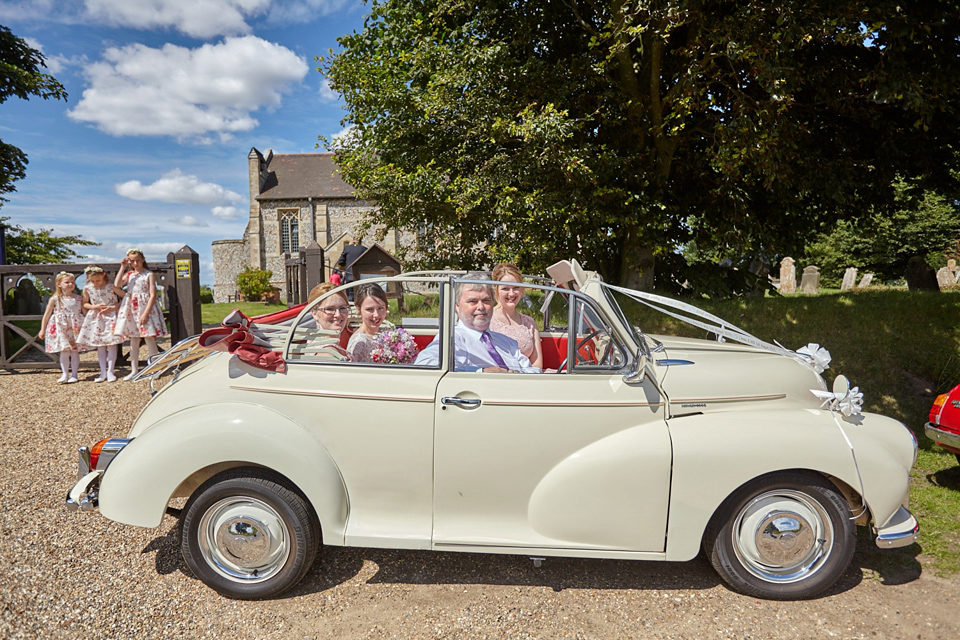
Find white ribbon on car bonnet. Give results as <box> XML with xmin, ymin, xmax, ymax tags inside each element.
<box><xmin>603</xmin><ymin>284</ymin><xmax>832</xmax><ymax>373</ymax></box>
<box><xmin>811</xmin><ymin>385</ymin><xmax>864</xmax><ymax>417</ymax></box>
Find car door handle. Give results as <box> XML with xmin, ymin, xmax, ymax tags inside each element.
<box><xmin>441</xmin><ymin>396</ymin><xmax>481</xmax><ymax>407</ymax></box>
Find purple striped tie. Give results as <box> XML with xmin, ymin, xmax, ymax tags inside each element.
<box><xmin>480</xmin><ymin>331</ymin><xmax>508</xmax><ymax>369</ymax></box>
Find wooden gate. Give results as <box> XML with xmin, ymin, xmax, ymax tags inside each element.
<box><xmin>283</xmin><ymin>241</ymin><xmax>325</xmax><ymax>306</ymax></box>
<box><xmin>1</xmin><ymin>246</ymin><xmax>202</xmax><ymax>370</ymax></box>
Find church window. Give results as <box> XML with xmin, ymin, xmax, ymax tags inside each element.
<box><xmin>280</xmin><ymin>210</ymin><xmax>300</xmax><ymax>254</ymax></box>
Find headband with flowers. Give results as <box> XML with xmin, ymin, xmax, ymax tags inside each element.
<box><xmin>56</xmin><ymin>271</ymin><xmax>73</xmax><ymax>279</ymax></box>
<box><xmin>126</xmin><ymin>248</ymin><xmax>143</xmax><ymax>256</ymax></box>
<box><xmin>84</xmin><ymin>265</ymin><xmax>105</xmax><ymax>275</ymax></box>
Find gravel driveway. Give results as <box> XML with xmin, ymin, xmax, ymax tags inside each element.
<box><xmin>2</xmin><ymin>368</ymin><xmax>958</xmax><ymax>639</ymax></box>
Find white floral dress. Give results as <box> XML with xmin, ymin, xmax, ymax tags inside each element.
<box><xmin>115</xmin><ymin>270</ymin><xmax>167</xmax><ymax>338</ymax></box>
<box><xmin>77</xmin><ymin>283</ymin><xmax>123</xmax><ymax>347</ymax></box>
<box><xmin>44</xmin><ymin>295</ymin><xmax>84</xmax><ymax>353</ymax></box>
<box><xmin>346</xmin><ymin>331</ymin><xmax>379</xmax><ymax>362</ymax></box>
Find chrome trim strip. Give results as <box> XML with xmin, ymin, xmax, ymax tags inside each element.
<box><xmin>925</xmin><ymin>422</ymin><xmax>960</xmax><ymax>451</ymax></box>
<box><xmin>482</xmin><ymin>399</ymin><xmax>663</xmax><ymax>408</ymax></box>
<box><xmin>670</xmin><ymin>393</ymin><xmax>786</xmax><ymax>404</ymax></box>
<box><xmin>230</xmin><ymin>385</ymin><xmax>434</xmax><ymax>403</ymax></box>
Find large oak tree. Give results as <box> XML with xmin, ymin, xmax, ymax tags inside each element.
<box><xmin>324</xmin><ymin>1</ymin><xmax>960</xmax><ymax>287</ymax></box>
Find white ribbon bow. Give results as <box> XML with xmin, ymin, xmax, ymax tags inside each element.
<box><xmin>796</xmin><ymin>343</ymin><xmax>832</xmax><ymax>373</ymax></box>
<box><xmin>811</xmin><ymin>385</ymin><xmax>863</xmax><ymax>416</ymax></box>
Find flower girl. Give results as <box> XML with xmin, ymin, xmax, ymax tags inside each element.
<box><xmin>77</xmin><ymin>265</ymin><xmax>125</xmax><ymax>382</ymax></box>
<box><xmin>37</xmin><ymin>272</ymin><xmax>84</xmax><ymax>383</ymax></box>
<box><xmin>114</xmin><ymin>249</ymin><xmax>167</xmax><ymax>379</ymax></box>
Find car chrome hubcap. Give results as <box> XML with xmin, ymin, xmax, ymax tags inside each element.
<box><xmin>732</xmin><ymin>489</ymin><xmax>833</xmax><ymax>583</ymax></box>
<box><xmin>199</xmin><ymin>497</ymin><xmax>290</xmax><ymax>583</ymax></box>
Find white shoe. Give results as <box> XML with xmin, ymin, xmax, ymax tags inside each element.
<box><xmin>123</xmin><ymin>372</ymin><xmax>137</xmax><ymax>381</ymax></box>
<box><xmin>66</xmin><ymin>377</ymin><xmax>79</xmax><ymax>384</ymax></box>
<box><xmin>94</xmin><ymin>376</ymin><xmax>107</xmax><ymax>383</ymax></box>
<box><xmin>57</xmin><ymin>375</ymin><xmax>68</xmax><ymax>383</ymax></box>
<box><xmin>106</xmin><ymin>373</ymin><xmax>117</xmax><ymax>382</ymax></box>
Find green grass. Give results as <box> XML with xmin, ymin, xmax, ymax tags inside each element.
<box><xmin>618</xmin><ymin>288</ymin><xmax>960</xmax><ymax>576</ymax></box>
<box><xmin>202</xmin><ymin>301</ymin><xmax>288</xmax><ymax>325</ymax></box>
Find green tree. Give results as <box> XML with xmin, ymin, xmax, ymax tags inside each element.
<box><xmin>0</xmin><ymin>216</ymin><xmax>98</xmax><ymax>264</ymax></box>
<box><xmin>804</xmin><ymin>181</ymin><xmax>960</xmax><ymax>286</ymax></box>
<box><xmin>235</xmin><ymin>267</ymin><xmax>275</xmax><ymax>301</ymax></box>
<box><xmin>1</xmin><ymin>25</ymin><xmax>68</xmax><ymax>206</ymax></box>
<box><xmin>323</xmin><ymin>1</ymin><xmax>960</xmax><ymax>287</ymax></box>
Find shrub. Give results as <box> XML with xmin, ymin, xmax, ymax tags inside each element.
<box><xmin>199</xmin><ymin>285</ymin><xmax>214</xmax><ymax>304</ymax></box>
<box><xmin>235</xmin><ymin>267</ymin><xmax>275</xmax><ymax>301</ymax></box>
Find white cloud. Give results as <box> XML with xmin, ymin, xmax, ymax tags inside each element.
<box><xmin>329</xmin><ymin>125</ymin><xmax>356</xmax><ymax>150</ymax></box>
<box><xmin>176</xmin><ymin>215</ymin><xmax>210</xmax><ymax>227</ymax></box>
<box><xmin>84</xmin><ymin>0</ymin><xmax>269</xmax><ymax>39</ymax></box>
<box><xmin>212</xmin><ymin>205</ymin><xmax>242</xmax><ymax>220</ymax></box>
<box><xmin>68</xmin><ymin>36</ymin><xmax>308</xmax><ymax>140</ymax></box>
<box><xmin>318</xmin><ymin>78</ymin><xmax>339</xmax><ymax>103</ymax></box>
<box><xmin>266</xmin><ymin>0</ymin><xmax>355</xmax><ymax>25</ymax></box>
<box><xmin>115</xmin><ymin>169</ymin><xmax>243</xmax><ymax>205</ymax></box>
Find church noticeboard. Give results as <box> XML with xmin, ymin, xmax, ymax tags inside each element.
<box><xmin>176</xmin><ymin>259</ymin><xmax>191</xmax><ymax>279</ymax></box>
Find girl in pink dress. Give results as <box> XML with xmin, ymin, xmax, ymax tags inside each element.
<box><xmin>489</xmin><ymin>262</ymin><xmax>543</xmax><ymax>369</ymax></box>
<box><xmin>77</xmin><ymin>265</ymin><xmax>125</xmax><ymax>382</ymax></box>
<box><xmin>114</xmin><ymin>249</ymin><xmax>167</xmax><ymax>379</ymax></box>
<box><xmin>37</xmin><ymin>271</ymin><xmax>84</xmax><ymax>383</ymax></box>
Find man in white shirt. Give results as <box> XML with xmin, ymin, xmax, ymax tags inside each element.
<box><xmin>415</xmin><ymin>277</ymin><xmax>541</xmax><ymax>373</ymax></box>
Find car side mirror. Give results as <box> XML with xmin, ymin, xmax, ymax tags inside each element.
<box><xmin>833</xmin><ymin>375</ymin><xmax>849</xmax><ymax>397</ymax></box>
<box><xmin>622</xmin><ymin>349</ymin><xmax>648</xmax><ymax>384</ymax></box>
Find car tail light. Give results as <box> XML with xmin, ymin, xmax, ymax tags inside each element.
<box><xmin>89</xmin><ymin>438</ymin><xmax>132</xmax><ymax>471</ymax></box>
<box><xmin>930</xmin><ymin>394</ymin><xmax>948</xmax><ymax>425</ymax></box>
<box><xmin>89</xmin><ymin>439</ymin><xmax>109</xmax><ymax>470</ymax></box>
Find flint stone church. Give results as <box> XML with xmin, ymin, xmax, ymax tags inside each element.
<box><xmin>212</xmin><ymin>148</ymin><xmax>407</xmax><ymax>303</ymax></box>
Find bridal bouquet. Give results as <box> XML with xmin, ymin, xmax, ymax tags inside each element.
<box><xmin>372</xmin><ymin>327</ymin><xmax>419</xmax><ymax>364</ymax></box>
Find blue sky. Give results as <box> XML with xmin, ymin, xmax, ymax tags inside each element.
<box><xmin>1</xmin><ymin>0</ymin><xmax>369</xmax><ymax>285</ymax></box>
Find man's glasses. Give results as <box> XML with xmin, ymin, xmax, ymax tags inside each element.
<box><xmin>317</xmin><ymin>306</ymin><xmax>350</xmax><ymax>316</ymax></box>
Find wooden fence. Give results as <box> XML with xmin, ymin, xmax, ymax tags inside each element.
<box><xmin>1</xmin><ymin>246</ymin><xmax>202</xmax><ymax>370</ymax></box>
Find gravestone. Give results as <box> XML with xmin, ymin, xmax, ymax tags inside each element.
<box><xmin>840</xmin><ymin>267</ymin><xmax>858</xmax><ymax>291</ymax></box>
<box><xmin>779</xmin><ymin>257</ymin><xmax>796</xmax><ymax>294</ymax></box>
<box><xmin>13</xmin><ymin>278</ymin><xmax>43</xmax><ymax>315</ymax></box>
<box><xmin>800</xmin><ymin>266</ymin><xmax>820</xmax><ymax>295</ymax></box>
<box><xmin>905</xmin><ymin>256</ymin><xmax>940</xmax><ymax>292</ymax></box>
<box><xmin>857</xmin><ymin>273</ymin><xmax>874</xmax><ymax>288</ymax></box>
<box><xmin>936</xmin><ymin>267</ymin><xmax>955</xmax><ymax>288</ymax></box>
<box><xmin>948</xmin><ymin>259</ymin><xmax>959</xmax><ymax>279</ymax></box>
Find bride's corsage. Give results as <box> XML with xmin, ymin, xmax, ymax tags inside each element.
<box><xmin>372</xmin><ymin>327</ymin><xmax>419</xmax><ymax>364</ymax></box>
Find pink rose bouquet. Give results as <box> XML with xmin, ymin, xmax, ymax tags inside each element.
<box><xmin>372</xmin><ymin>327</ymin><xmax>419</xmax><ymax>364</ymax></box>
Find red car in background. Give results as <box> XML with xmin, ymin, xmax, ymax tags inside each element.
<box><xmin>927</xmin><ymin>385</ymin><xmax>960</xmax><ymax>466</ymax></box>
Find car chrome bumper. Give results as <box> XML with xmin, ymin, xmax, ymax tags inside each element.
<box><xmin>65</xmin><ymin>470</ymin><xmax>102</xmax><ymax>512</ymax></box>
<box><xmin>875</xmin><ymin>505</ymin><xmax>919</xmax><ymax>549</ymax></box>
<box><xmin>925</xmin><ymin>422</ymin><xmax>960</xmax><ymax>453</ymax></box>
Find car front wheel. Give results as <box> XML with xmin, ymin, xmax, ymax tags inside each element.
<box><xmin>704</xmin><ymin>471</ymin><xmax>855</xmax><ymax>600</ymax></box>
<box><xmin>180</xmin><ymin>469</ymin><xmax>320</xmax><ymax>599</ymax></box>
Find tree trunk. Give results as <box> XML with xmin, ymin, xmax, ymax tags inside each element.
<box><xmin>620</xmin><ymin>245</ymin><xmax>655</xmax><ymax>291</ymax></box>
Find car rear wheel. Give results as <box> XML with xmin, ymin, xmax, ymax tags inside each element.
<box><xmin>180</xmin><ymin>469</ymin><xmax>320</xmax><ymax>599</ymax></box>
<box><xmin>703</xmin><ymin>471</ymin><xmax>855</xmax><ymax>600</ymax></box>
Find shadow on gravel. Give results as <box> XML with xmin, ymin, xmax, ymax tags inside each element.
<box><xmin>846</xmin><ymin>528</ymin><xmax>923</xmax><ymax>588</ymax></box>
<box><xmin>142</xmin><ymin>522</ymin><xmax>187</xmax><ymax>576</ymax></box>
<box><xmin>290</xmin><ymin>547</ymin><xmax>723</xmax><ymax>598</ymax></box>
<box><xmin>139</xmin><ymin>519</ymin><xmax>921</xmax><ymax>600</ymax></box>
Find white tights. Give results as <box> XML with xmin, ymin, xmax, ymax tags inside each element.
<box><xmin>128</xmin><ymin>336</ymin><xmax>158</xmax><ymax>375</ymax></box>
<box><xmin>96</xmin><ymin>345</ymin><xmax>118</xmax><ymax>380</ymax></box>
<box><xmin>58</xmin><ymin>350</ymin><xmax>79</xmax><ymax>381</ymax></box>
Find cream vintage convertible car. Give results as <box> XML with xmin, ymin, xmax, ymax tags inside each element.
<box><xmin>65</xmin><ymin>260</ymin><xmax>919</xmax><ymax>600</ymax></box>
